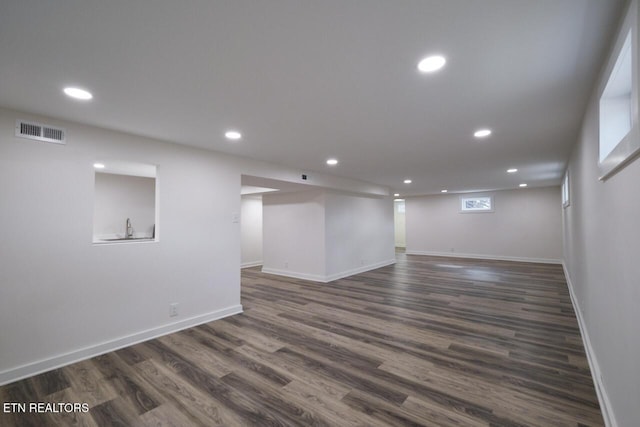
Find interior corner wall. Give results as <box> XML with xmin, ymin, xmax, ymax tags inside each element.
<box><xmin>324</xmin><ymin>192</ymin><xmax>396</xmax><ymax>280</ymax></box>
<box><xmin>405</xmin><ymin>187</ymin><xmax>563</xmax><ymax>263</ymax></box>
<box><xmin>563</xmin><ymin>15</ymin><xmax>640</xmax><ymax>427</ymax></box>
<box><xmin>0</xmin><ymin>108</ymin><xmax>243</xmax><ymax>385</ymax></box>
<box><xmin>240</xmin><ymin>195</ymin><xmax>263</xmax><ymax>268</ymax></box>
<box><xmin>261</xmin><ymin>190</ymin><xmax>326</xmax><ymax>281</ymax></box>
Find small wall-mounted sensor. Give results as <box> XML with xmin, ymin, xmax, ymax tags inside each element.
<box><xmin>302</xmin><ymin>174</ymin><xmax>307</xmax><ymax>180</ymax></box>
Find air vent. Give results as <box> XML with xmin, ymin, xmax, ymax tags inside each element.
<box><xmin>15</xmin><ymin>120</ymin><xmax>66</xmax><ymax>144</ymax></box>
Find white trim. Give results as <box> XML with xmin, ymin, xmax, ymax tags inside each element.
<box><xmin>325</xmin><ymin>259</ymin><xmax>396</xmax><ymax>282</ymax></box>
<box><xmin>562</xmin><ymin>263</ymin><xmax>617</xmax><ymax>427</ymax></box>
<box><xmin>261</xmin><ymin>259</ymin><xmax>396</xmax><ymax>283</ymax></box>
<box><xmin>0</xmin><ymin>304</ymin><xmax>243</xmax><ymax>386</ymax></box>
<box><xmin>405</xmin><ymin>250</ymin><xmax>562</xmax><ymax>265</ymax></box>
<box><xmin>260</xmin><ymin>267</ymin><xmax>327</xmax><ymax>282</ymax></box>
<box><xmin>241</xmin><ymin>260</ymin><xmax>263</xmax><ymax>269</ymax></box>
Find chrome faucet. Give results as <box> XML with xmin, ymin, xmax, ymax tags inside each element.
<box><xmin>126</xmin><ymin>218</ymin><xmax>133</xmax><ymax>238</ymax></box>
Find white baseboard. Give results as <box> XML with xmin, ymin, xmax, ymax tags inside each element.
<box><xmin>260</xmin><ymin>267</ymin><xmax>327</xmax><ymax>282</ymax></box>
<box><xmin>405</xmin><ymin>250</ymin><xmax>562</xmax><ymax>265</ymax></box>
<box><xmin>241</xmin><ymin>260</ymin><xmax>263</xmax><ymax>268</ymax></box>
<box><xmin>262</xmin><ymin>259</ymin><xmax>396</xmax><ymax>283</ymax></box>
<box><xmin>562</xmin><ymin>263</ymin><xmax>617</xmax><ymax>427</ymax></box>
<box><xmin>325</xmin><ymin>259</ymin><xmax>396</xmax><ymax>282</ymax></box>
<box><xmin>0</xmin><ymin>304</ymin><xmax>243</xmax><ymax>387</ymax></box>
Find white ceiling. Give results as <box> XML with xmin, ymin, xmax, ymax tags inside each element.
<box><xmin>0</xmin><ymin>0</ymin><xmax>625</xmax><ymax>196</ymax></box>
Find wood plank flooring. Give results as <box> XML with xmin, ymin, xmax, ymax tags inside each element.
<box><xmin>0</xmin><ymin>253</ymin><xmax>603</xmax><ymax>426</ymax></box>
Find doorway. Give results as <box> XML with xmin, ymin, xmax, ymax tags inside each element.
<box><xmin>394</xmin><ymin>199</ymin><xmax>406</xmax><ymax>249</ymax></box>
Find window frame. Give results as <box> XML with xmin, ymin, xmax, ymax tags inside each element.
<box><xmin>598</xmin><ymin>0</ymin><xmax>640</xmax><ymax>180</ymax></box>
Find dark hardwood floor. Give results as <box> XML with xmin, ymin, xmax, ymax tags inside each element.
<box><xmin>0</xmin><ymin>253</ymin><xmax>602</xmax><ymax>426</ymax></box>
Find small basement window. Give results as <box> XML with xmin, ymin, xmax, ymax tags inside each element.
<box><xmin>598</xmin><ymin>0</ymin><xmax>640</xmax><ymax>180</ymax></box>
<box><xmin>562</xmin><ymin>172</ymin><xmax>570</xmax><ymax>208</ymax></box>
<box><xmin>599</xmin><ymin>30</ymin><xmax>632</xmax><ymax>162</ymax></box>
<box><xmin>460</xmin><ymin>196</ymin><xmax>493</xmax><ymax>213</ymax></box>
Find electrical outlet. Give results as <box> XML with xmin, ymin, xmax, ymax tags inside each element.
<box><xmin>285</xmin><ymin>261</ymin><xmax>289</xmax><ymax>269</ymax></box>
<box><xmin>169</xmin><ymin>303</ymin><xmax>179</xmax><ymax>317</ymax></box>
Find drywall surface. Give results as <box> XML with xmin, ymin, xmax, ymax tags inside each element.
<box><xmin>325</xmin><ymin>192</ymin><xmax>395</xmax><ymax>279</ymax></box>
<box><xmin>262</xmin><ymin>190</ymin><xmax>326</xmax><ymax>280</ymax></box>
<box><xmin>0</xmin><ymin>108</ymin><xmax>245</xmax><ymax>383</ymax></box>
<box><xmin>406</xmin><ymin>187</ymin><xmax>562</xmax><ymax>263</ymax></box>
<box><xmin>241</xmin><ymin>195</ymin><xmax>263</xmax><ymax>267</ymax></box>
<box><xmin>93</xmin><ymin>172</ymin><xmax>156</xmax><ymax>239</ymax></box>
<box><xmin>563</xmin><ymin>28</ymin><xmax>640</xmax><ymax>427</ymax></box>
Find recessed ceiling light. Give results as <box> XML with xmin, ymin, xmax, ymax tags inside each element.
<box><xmin>225</xmin><ymin>130</ymin><xmax>242</xmax><ymax>140</ymax></box>
<box><xmin>404</xmin><ymin>179</ymin><xmax>412</xmax><ymax>184</ymax></box>
<box><xmin>441</xmin><ymin>190</ymin><xmax>448</xmax><ymax>193</ymax></box>
<box><xmin>519</xmin><ymin>183</ymin><xmax>528</xmax><ymax>187</ymax></box>
<box><xmin>326</xmin><ymin>158</ymin><xmax>338</xmax><ymax>166</ymax></box>
<box><xmin>64</xmin><ymin>87</ymin><xmax>93</xmax><ymax>100</ymax></box>
<box><xmin>394</xmin><ymin>193</ymin><xmax>400</xmax><ymax>197</ymax></box>
<box><xmin>507</xmin><ymin>168</ymin><xmax>518</xmax><ymax>173</ymax></box>
<box><xmin>474</xmin><ymin>129</ymin><xmax>492</xmax><ymax>138</ymax></box>
<box><xmin>394</xmin><ymin>198</ymin><xmax>405</xmax><ymax>202</ymax></box>
<box><xmin>93</xmin><ymin>163</ymin><xmax>105</xmax><ymax>169</ymax></box>
<box><xmin>417</xmin><ymin>55</ymin><xmax>446</xmax><ymax>73</ymax></box>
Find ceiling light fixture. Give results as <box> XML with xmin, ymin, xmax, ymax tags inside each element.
<box><xmin>394</xmin><ymin>193</ymin><xmax>400</xmax><ymax>197</ymax></box>
<box><xmin>64</xmin><ymin>87</ymin><xmax>93</xmax><ymax>100</ymax></box>
<box><xmin>93</xmin><ymin>163</ymin><xmax>105</xmax><ymax>169</ymax></box>
<box><xmin>417</xmin><ymin>55</ymin><xmax>446</xmax><ymax>73</ymax></box>
<box><xmin>326</xmin><ymin>158</ymin><xmax>338</xmax><ymax>166</ymax></box>
<box><xmin>225</xmin><ymin>130</ymin><xmax>242</xmax><ymax>140</ymax></box>
<box><xmin>474</xmin><ymin>129</ymin><xmax>492</xmax><ymax>138</ymax></box>
<box><xmin>519</xmin><ymin>183</ymin><xmax>528</xmax><ymax>187</ymax></box>
<box><xmin>404</xmin><ymin>179</ymin><xmax>412</xmax><ymax>184</ymax></box>
<box><xmin>507</xmin><ymin>168</ymin><xmax>518</xmax><ymax>173</ymax></box>
<box><xmin>441</xmin><ymin>190</ymin><xmax>448</xmax><ymax>193</ymax></box>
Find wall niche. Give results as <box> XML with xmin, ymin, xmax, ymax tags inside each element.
<box><xmin>93</xmin><ymin>161</ymin><xmax>157</xmax><ymax>243</ymax></box>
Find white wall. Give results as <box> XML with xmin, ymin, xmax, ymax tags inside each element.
<box><xmin>262</xmin><ymin>190</ymin><xmax>326</xmax><ymax>280</ymax></box>
<box><xmin>240</xmin><ymin>195</ymin><xmax>263</xmax><ymax>268</ymax></box>
<box><xmin>563</xmin><ymin>6</ymin><xmax>640</xmax><ymax>425</ymax></box>
<box><xmin>0</xmin><ymin>108</ymin><xmax>244</xmax><ymax>384</ymax></box>
<box><xmin>262</xmin><ymin>190</ymin><xmax>395</xmax><ymax>282</ymax></box>
<box><xmin>324</xmin><ymin>192</ymin><xmax>396</xmax><ymax>280</ymax></box>
<box><xmin>406</xmin><ymin>187</ymin><xmax>563</xmax><ymax>263</ymax></box>
<box><xmin>94</xmin><ymin>172</ymin><xmax>156</xmax><ymax>239</ymax></box>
